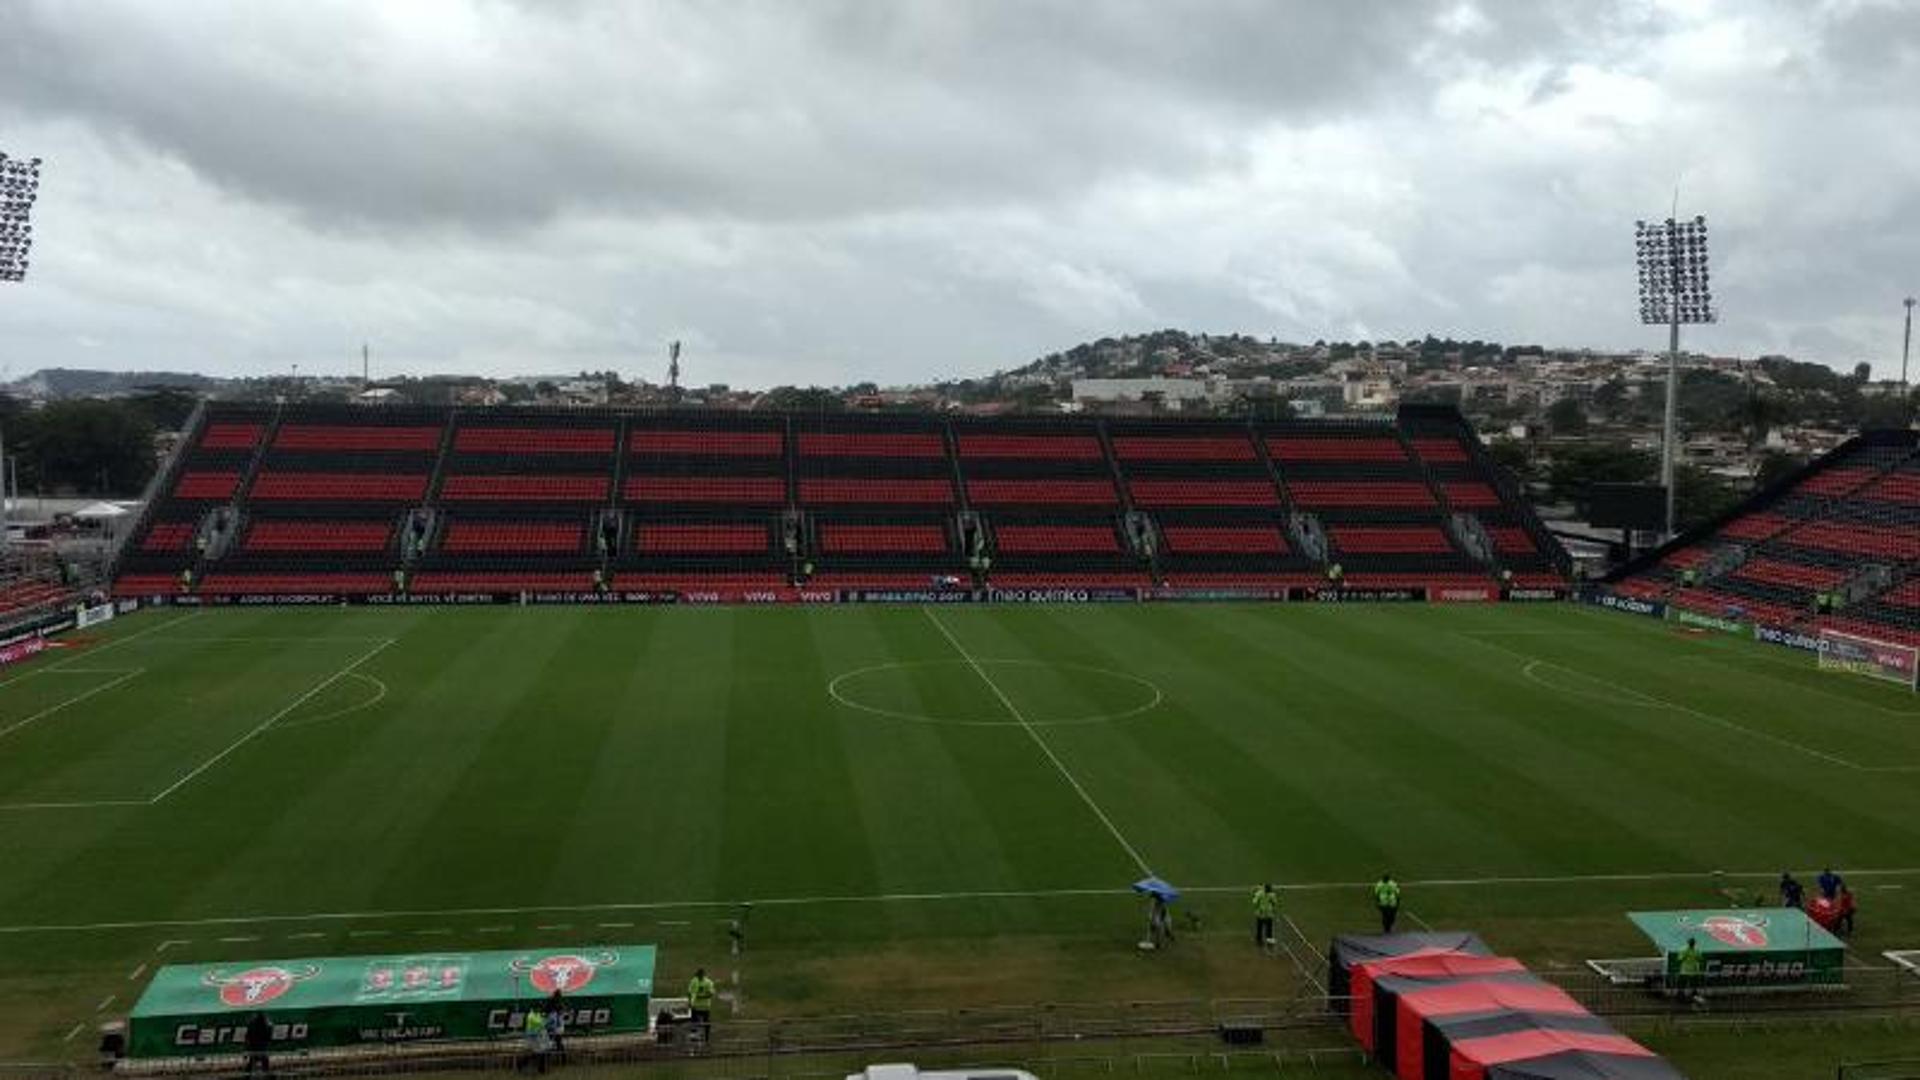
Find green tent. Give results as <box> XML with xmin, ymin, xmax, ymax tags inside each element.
<box><xmin>1627</xmin><ymin>908</ymin><xmax>1843</xmax><ymax>988</ymax></box>
<box><xmin>128</xmin><ymin>943</ymin><xmax>655</xmax><ymax>1059</ymax></box>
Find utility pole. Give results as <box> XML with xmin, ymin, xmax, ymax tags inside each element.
<box><xmin>1635</xmin><ymin>214</ymin><xmax>1714</xmax><ymax>541</ymax></box>
<box><xmin>1904</xmin><ymin>297</ymin><xmax>1915</xmax><ymax>395</ymax></box>
<box><xmin>362</xmin><ymin>343</ymin><xmax>370</xmax><ymax>387</ymax></box>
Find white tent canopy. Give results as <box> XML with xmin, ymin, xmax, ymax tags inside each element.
<box><xmin>71</xmin><ymin>501</ymin><xmax>133</xmax><ymax>520</ymax></box>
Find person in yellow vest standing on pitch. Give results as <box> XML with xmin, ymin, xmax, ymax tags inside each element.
<box><xmin>1373</xmin><ymin>873</ymin><xmax>1401</xmax><ymax>934</ymax></box>
<box><xmin>1251</xmin><ymin>884</ymin><xmax>1280</xmax><ymax>949</ymax></box>
<box><xmin>687</xmin><ymin>967</ymin><xmax>718</xmax><ymax>1042</ymax></box>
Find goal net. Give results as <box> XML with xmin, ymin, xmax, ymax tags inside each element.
<box><xmin>1817</xmin><ymin>628</ymin><xmax>1920</xmax><ymax>690</ymax></box>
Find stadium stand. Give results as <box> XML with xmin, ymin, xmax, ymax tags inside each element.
<box><xmin>113</xmin><ymin>403</ymin><xmax>1567</xmax><ymax>601</ymax></box>
<box><xmin>1606</xmin><ymin>429</ymin><xmax>1920</xmax><ymax>644</ymax></box>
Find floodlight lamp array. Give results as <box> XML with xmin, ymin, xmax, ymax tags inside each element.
<box><xmin>1635</xmin><ymin>215</ymin><xmax>1713</xmax><ymax>325</ymax></box>
<box><xmin>0</xmin><ymin>153</ymin><xmax>44</xmax><ymax>283</ymax></box>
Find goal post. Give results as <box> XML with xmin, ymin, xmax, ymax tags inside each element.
<box><xmin>1817</xmin><ymin>627</ymin><xmax>1920</xmax><ymax>690</ymax></box>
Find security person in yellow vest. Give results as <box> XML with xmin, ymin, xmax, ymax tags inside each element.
<box><xmin>1675</xmin><ymin>937</ymin><xmax>1704</xmax><ymax>1003</ymax></box>
<box><xmin>1251</xmin><ymin>884</ymin><xmax>1280</xmax><ymax>948</ymax></box>
<box><xmin>1373</xmin><ymin>873</ymin><xmax>1401</xmax><ymax>934</ymax></box>
<box><xmin>687</xmin><ymin>967</ymin><xmax>717</xmax><ymax>1039</ymax></box>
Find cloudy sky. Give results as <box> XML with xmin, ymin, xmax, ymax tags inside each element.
<box><xmin>2</xmin><ymin>0</ymin><xmax>1917</xmax><ymax>387</ymax></box>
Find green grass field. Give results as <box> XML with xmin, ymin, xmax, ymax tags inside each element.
<box><xmin>2</xmin><ymin>601</ymin><xmax>1918</xmax><ymax>1076</ymax></box>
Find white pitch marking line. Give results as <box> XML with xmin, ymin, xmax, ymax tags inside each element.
<box><xmin>288</xmin><ymin>932</ymin><xmax>325</xmax><ymax>940</ymax></box>
<box><xmin>156</xmin><ymin>939</ymin><xmax>190</xmax><ymax>953</ymax></box>
<box><xmin>414</xmin><ymin>928</ymin><xmax>453</xmax><ymax>936</ymax></box>
<box><xmin>1467</xmin><ymin>633</ymin><xmax>1919</xmax><ymax>773</ymax></box>
<box><xmin>535</xmin><ymin>924</ymin><xmax>571</xmax><ymax>931</ymax></box>
<box><xmin>0</xmin><ymin>669</ymin><xmax>145</xmax><ymax>741</ymax></box>
<box><xmin>0</xmin><ymin>798</ymin><xmax>147</xmax><ymax>812</ymax></box>
<box><xmin>95</xmin><ymin>994</ymin><xmax>115</xmax><ymax>1013</ymax></box>
<box><xmin>127</xmin><ymin>964</ymin><xmax>146</xmax><ymax>982</ymax></box>
<box><xmin>1405</xmin><ymin>909</ymin><xmax>1434</xmax><ymax>931</ymax></box>
<box><xmin>63</xmin><ymin>1023</ymin><xmax>86</xmax><ymax>1043</ymax></box>
<box><xmin>599</xmin><ymin>922</ymin><xmax>634</xmax><ymax>929</ymax></box>
<box><xmin>218</xmin><ymin>935</ymin><xmax>259</xmax><ymax>943</ymax></box>
<box><xmin>657</xmin><ymin>920</ymin><xmax>691</xmax><ymax>928</ymax></box>
<box><xmin>156</xmin><ymin>636</ymin><xmax>394</xmax><ymax>643</ymax></box>
<box><xmin>348</xmin><ymin>930</ymin><xmax>388</xmax><ymax>938</ymax></box>
<box><xmin>477</xmin><ymin>926</ymin><xmax>512</xmax><ymax>934</ymax></box>
<box><xmin>272</xmin><ymin>673</ymin><xmax>389</xmax><ymax>732</ymax></box>
<box><xmin>0</xmin><ymin>610</ymin><xmax>199</xmax><ymax>692</ymax></box>
<box><xmin>8</xmin><ymin>867</ymin><xmax>1920</xmax><ymax>936</ymax></box>
<box><xmin>922</xmin><ymin>607</ymin><xmax>1154</xmax><ymax>877</ymax></box>
<box><xmin>145</xmin><ymin>638</ymin><xmax>396</xmax><ymax>804</ymax></box>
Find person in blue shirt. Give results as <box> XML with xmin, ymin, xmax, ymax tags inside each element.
<box><xmin>1818</xmin><ymin>867</ymin><xmax>1844</xmax><ymax>901</ymax></box>
<box><xmin>1779</xmin><ymin>872</ymin><xmax>1804</xmax><ymax>909</ymax></box>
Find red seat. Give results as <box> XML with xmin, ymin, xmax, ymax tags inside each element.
<box><xmin>626</xmin><ymin>475</ymin><xmax>785</xmax><ymax>503</ymax></box>
<box><xmin>1289</xmin><ymin>481</ymin><xmax>1434</xmax><ymax>508</ymax></box>
<box><xmin>198</xmin><ymin>422</ymin><xmax>264</xmax><ymax>450</ymax></box>
<box><xmin>1160</xmin><ymin>525</ymin><xmax>1286</xmax><ymax>554</ymax></box>
<box><xmin>1331</xmin><ymin>525</ymin><xmax>1454</xmax><ymax>554</ymax></box>
<box><xmin>996</xmin><ymin>524</ymin><xmax>1120</xmax><ymax>554</ymax></box>
<box><xmin>454</xmin><ymin>428</ymin><xmax>615</xmax><ymax>454</ymax></box>
<box><xmin>251</xmin><ymin>473</ymin><xmax>428</xmax><ymax>501</ymax></box>
<box><xmin>244</xmin><ymin>520</ymin><xmax>393</xmax><ymax>552</ymax></box>
<box><xmin>1266</xmin><ymin>437</ymin><xmax>1406</xmax><ymax>462</ymax></box>
<box><xmin>1112</xmin><ymin>436</ymin><xmax>1255</xmax><ymax>462</ymax></box>
<box><xmin>630</xmin><ymin>430</ymin><xmax>783</xmax><ymax>456</ymax></box>
<box><xmin>174</xmin><ymin>471</ymin><xmax>240</xmax><ymax>499</ymax></box>
<box><xmin>967</xmin><ymin>478</ymin><xmax>1117</xmax><ymax>506</ymax></box>
<box><xmin>817</xmin><ymin>524</ymin><xmax>948</xmax><ymax>553</ymax></box>
<box><xmin>411</xmin><ymin>572</ymin><xmax>592</xmax><ymax>593</ymax></box>
<box><xmin>440</xmin><ymin>475</ymin><xmax>609</xmax><ymax>502</ymax></box>
<box><xmin>1128</xmin><ymin>479</ymin><xmax>1279</xmax><ymax>507</ymax></box>
<box><xmin>798</xmin><ymin>433</ymin><xmax>946</xmax><ymax>458</ymax></box>
<box><xmin>957</xmin><ymin>434</ymin><xmax>1103</xmax><ymax>459</ymax></box>
<box><xmin>1486</xmin><ymin>526</ymin><xmax>1538</xmax><ymax>556</ymax></box>
<box><xmin>799</xmin><ymin>478</ymin><xmax>953</xmax><ymax>505</ymax></box>
<box><xmin>1442</xmin><ymin>481</ymin><xmax>1502</xmax><ymax>508</ymax></box>
<box><xmin>273</xmin><ymin>425</ymin><xmax>441</xmax><ymax>452</ymax></box>
<box><xmin>142</xmin><ymin>522</ymin><xmax>197</xmax><ymax>552</ymax></box>
<box><xmin>200</xmin><ymin>573</ymin><xmax>391</xmax><ymax>595</ymax></box>
<box><xmin>1409</xmin><ymin>437</ymin><xmax>1471</xmax><ymax>463</ymax></box>
<box><xmin>441</xmin><ymin>522</ymin><xmax>583</xmax><ymax>553</ymax></box>
<box><xmin>636</xmin><ymin>524</ymin><xmax>769</xmax><ymax>553</ymax></box>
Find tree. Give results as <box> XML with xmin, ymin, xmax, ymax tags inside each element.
<box><xmin>125</xmin><ymin>387</ymin><xmax>201</xmax><ymax>432</ymax></box>
<box><xmin>1854</xmin><ymin>362</ymin><xmax>1873</xmax><ymax>383</ymax></box>
<box><xmin>1546</xmin><ymin>398</ymin><xmax>1588</xmax><ymax>435</ymax></box>
<box><xmin>1674</xmin><ymin>465</ymin><xmax>1744</xmax><ymax>532</ymax></box>
<box><xmin>9</xmin><ymin>400</ymin><xmax>157</xmax><ymax>495</ymax></box>
<box><xmin>1544</xmin><ymin>443</ymin><xmax>1658</xmax><ymax>516</ymax></box>
<box><xmin>757</xmin><ymin>386</ymin><xmax>845</xmax><ymax>412</ymax></box>
<box><xmin>1754</xmin><ymin>450</ymin><xmax>1804</xmax><ymax>490</ymax></box>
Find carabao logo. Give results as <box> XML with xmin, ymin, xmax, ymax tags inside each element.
<box><xmin>203</xmin><ymin>964</ymin><xmax>320</xmax><ymax>1008</ymax></box>
<box><xmin>1699</xmin><ymin>915</ymin><xmax>1769</xmax><ymax>948</ymax></box>
<box><xmin>510</xmin><ymin>950</ymin><xmax>618</xmax><ymax>994</ymax></box>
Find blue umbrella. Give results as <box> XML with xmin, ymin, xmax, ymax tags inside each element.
<box><xmin>1132</xmin><ymin>877</ymin><xmax>1180</xmax><ymax>902</ymax></box>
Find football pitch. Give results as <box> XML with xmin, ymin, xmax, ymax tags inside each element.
<box><xmin>3</xmin><ymin>601</ymin><xmax>1919</xmax><ymax>1074</ymax></box>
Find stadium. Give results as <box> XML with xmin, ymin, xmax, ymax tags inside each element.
<box><xmin>0</xmin><ymin>402</ymin><xmax>1916</xmax><ymax>1080</ymax></box>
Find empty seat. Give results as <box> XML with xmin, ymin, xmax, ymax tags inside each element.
<box><xmin>630</xmin><ymin>430</ymin><xmax>783</xmax><ymax>456</ymax></box>
<box><xmin>967</xmin><ymin>478</ymin><xmax>1117</xmax><ymax>506</ymax></box>
<box><xmin>818</xmin><ymin>524</ymin><xmax>948</xmax><ymax>554</ymax></box>
<box><xmin>1441</xmin><ymin>481</ymin><xmax>1503</xmax><ymax>508</ymax></box>
<box><xmin>439</xmin><ymin>475</ymin><xmax>610</xmax><ymax>502</ymax></box>
<box><xmin>454</xmin><ymin>428</ymin><xmax>616</xmax><ymax>454</ymax></box>
<box><xmin>798</xmin><ymin>432</ymin><xmax>946</xmax><ymax>458</ymax></box>
<box><xmin>251</xmin><ymin>473</ymin><xmax>428</xmax><ymax>501</ymax></box>
<box><xmin>1409</xmin><ymin>437</ymin><xmax>1471</xmax><ymax>463</ymax></box>
<box><xmin>441</xmin><ymin>521</ymin><xmax>584</xmax><ymax>553</ymax></box>
<box><xmin>1267</xmin><ymin>437</ymin><xmax>1406</xmax><ymax>462</ymax></box>
<box><xmin>244</xmin><ymin>520</ymin><xmax>393</xmax><ymax>552</ymax></box>
<box><xmin>1160</xmin><ymin>525</ymin><xmax>1286</xmax><ymax>554</ymax></box>
<box><xmin>1128</xmin><ymin>478</ymin><xmax>1279</xmax><ymax>507</ymax></box>
<box><xmin>142</xmin><ymin>522</ymin><xmax>197</xmax><ymax>552</ymax></box>
<box><xmin>957</xmin><ymin>433</ymin><xmax>1104</xmax><ymax>459</ymax></box>
<box><xmin>198</xmin><ymin>422</ymin><xmax>265</xmax><ymax>450</ymax></box>
<box><xmin>174</xmin><ymin>471</ymin><xmax>241</xmax><ymax>500</ymax></box>
<box><xmin>1111</xmin><ymin>436</ymin><xmax>1256</xmax><ymax>461</ymax></box>
<box><xmin>273</xmin><ymin>425</ymin><xmax>442</xmax><ymax>452</ymax></box>
<box><xmin>626</xmin><ymin>476</ymin><xmax>785</xmax><ymax>504</ymax></box>
<box><xmin>799</xmin><ymin>477</ymin><xmax>953</xmax><ymax>504</ymax></box>
<box><xmin>996</xmin><ymin>524</ymin><xmax>1121</xmax><ymax>554</ymax></box>
<box><xmin>636</xmin><ymin>523</ymin><xmax>769</xmax><ymax>554</ymax></box>
<box><xmin>1289</xmin><ymin>481</ymin><xmax>1435</xmax><ymax>508</ymax></box>
<box><xmin>1331</xmin><ymin>525</ymin><xmax>1455</xmax><ymax>554</ymax></box>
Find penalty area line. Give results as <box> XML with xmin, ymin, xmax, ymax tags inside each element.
<box><xmin>8</xmin><ymin>867</ymin><xmax>1920</xmax><ymax>936</ymax></box>
<box><xmin>144</xmin><ymin>638</ymin><xmax>396</xmax><ymax>804</ymax></box>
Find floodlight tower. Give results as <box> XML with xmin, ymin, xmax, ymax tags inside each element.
<box><xmin>0</xmin><ymin>150</ymin><xmax>43</xmax><ymax>551</ymax></box>
<box><xmin>1903</xmin><ymin>297</ymin><xmax>1915</xmax><ymax>395</ymax></box>
<box><xmin>1635</xmin><ymin>214</ymin><xmax>1715</xmax><ymax>540</ymax></box>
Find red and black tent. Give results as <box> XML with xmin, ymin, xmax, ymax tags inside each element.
<box><xmin>1348</xmin><ymin>951</ymin><xmax>1528</xmax><ymax>1070</ymax></box>
<box><xmin>1483</xmin><ymin>1050</ymin><xmax>1687</xmax><ymax>1079</ymax></box>
<box><xmin>1329</xmin><ymin>931</ymin><xmax>1493</xmax><ymax>1008</ymax></box>
<box><xmin>1448</xmin><ymin>1028</ymin><xmax>1668</xmax><ymax>1080</ymax></box>
<box><xmin>1398</xmin><ymin>978</ymin><xmax>1594</xmax><ymax>1080</ymax></box>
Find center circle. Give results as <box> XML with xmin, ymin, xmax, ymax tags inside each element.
<box><xmin>827</xmin><ymin>659</ymin><xmax>1164</xmax><ymax>727</ymax></box>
